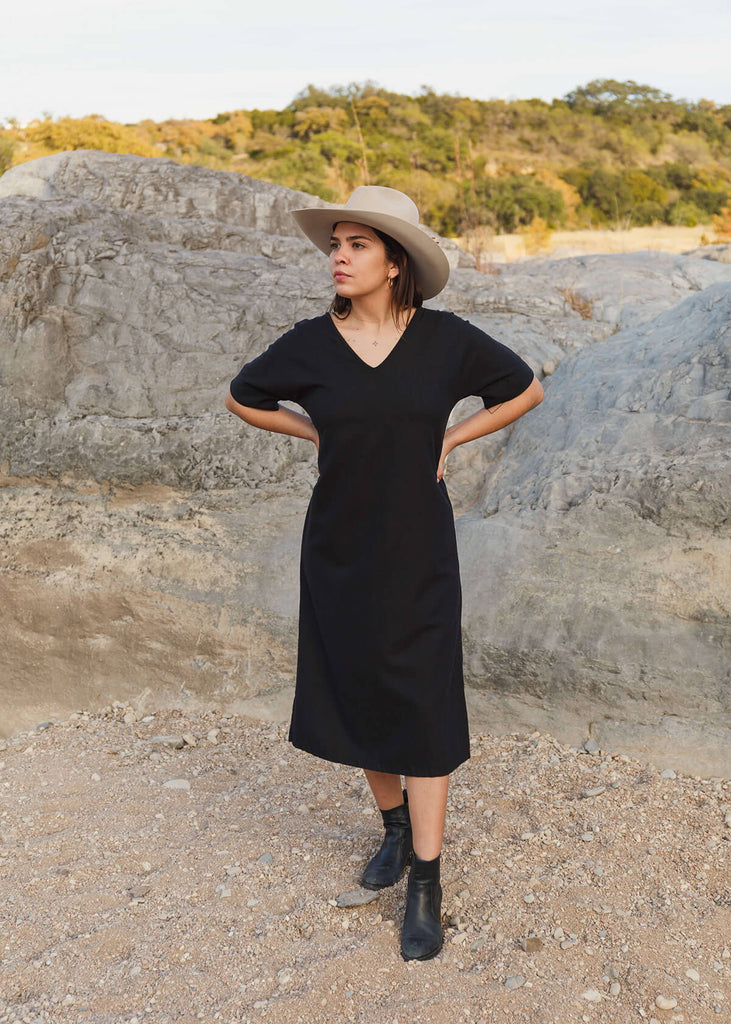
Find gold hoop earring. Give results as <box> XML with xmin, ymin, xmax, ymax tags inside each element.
<box><xmin>387</xmin><ymin>276</ymin><xmax>394</xmax><ymax>288</ymax></box>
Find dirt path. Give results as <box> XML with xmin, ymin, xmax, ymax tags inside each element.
<box><xmin>1</xmin><ymin>703</ymin><xmax>729</xmax><ymax>1023</ymax></box>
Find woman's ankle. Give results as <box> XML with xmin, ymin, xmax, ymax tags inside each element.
<box><xmin>409</xmin><ymin>843</ymin><xmax>438</xmax><ymax>860</ymax></box>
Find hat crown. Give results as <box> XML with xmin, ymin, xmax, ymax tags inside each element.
<box><xmin>343</xmin><ymin>186</ymin><xmax>420</xmax><ymax>227</ymax></box>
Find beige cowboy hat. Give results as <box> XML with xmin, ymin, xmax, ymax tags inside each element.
<box><xmin>292</xmin><ymin>186</ymin><xmax>450</xmax><ymax>299</ymax></box>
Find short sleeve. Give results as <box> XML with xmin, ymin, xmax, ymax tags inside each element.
<box><xmin>229</xmin><ymin>326</ymin><xmax>304</xmax><ymax>411</ymax></box>
<box><xmin>452</xmin><ymin>313</ymin><xmax>534</xmax><ymax>408</ymax></box>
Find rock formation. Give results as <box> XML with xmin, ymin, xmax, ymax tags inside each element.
<box><xmin>1</xmin><ymin>151</ymin><xmax>729</xmax><ymax>775</ymax></box>
<box><xmin>459</xmin><ymin>282</ymin><xmax>730</xmax><ymax>773</ymax></box>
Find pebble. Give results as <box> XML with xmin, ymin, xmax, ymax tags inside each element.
<box><xmin>542</xmin><ymin>360</ymin><xmax>557</xmax><ymax>376</ymax></box>
<box><xmin>583</xmin><ymin>738</ymin><xmax>600</xmax><ymax>754</ymax></box>
<box><xmin>182</xmin><ymin>733</ymin><xmax>197</xmax><ymax>747</ymax></box>
<box><xmin>581</xmin><ymin>832</ymin><xmax>595</xmax><ymax>842</ymax></box>
<box><xmin>163</xmin><ymin>778</ymin><xmax>190</xmax><ymax>790</ymax></box>
<box><xmin>335</xmin><ymin>888</ymin><xmax>381</xmax><ymax>908</ymax></box>
<box><xmin>297</xmin><ymin>803</ymin><xmax>310</xmax><ymax>814</ymax></box>
<box><xmin>207</xmin><ymin>729</ymin><xmax>219</xmax><ymax>744</ymax></box>
<box><xmin>504</xmin><ymin>975</ymin><xmax>526</xmax><ymax>990</ymax></box>
<box><xmin>91</xmin><ymin>772</ymin><xmax>101</xmax><ymax>782</ymax></box>
<box><xmin>129</xmin><ymin>884</ymin><xmax>151</xmax><ymax>898</ymax></box>
<box><xmin>661</xmin><ymin>769</ymin><xmax>677</xmax><ymax>779</ymax></box>
<box><xmin>581</xmin><ymin>989</ymin><xmax>602</xmax><ymax>1003</ymax></box>
<box><xmin>150</xmin><ymin>734</ymin><xmax>185</xmax><ymax>749</ymax></box>
<box><xmin>655</xmin><ymin>995</ymin><xmax>678</xmax><ymax>1010</ymax></box>
<box><xmin>592</xmin><ymin>865</ymin><xmax>604</xmax><ymax>876</ymax></box>
<box><xmin>685</xmin><ymin>968</ymin><xmax>700</xmax><ymax>982</ymax></box>
<box><xmin>258</xmin><ymin>852</ymin><xmax>273</xmax><ymax>864</ymax></box>
<box><xmin>581</xmin><ymin>786</ymin><xmax>606</xmax><ymax>798</ymax></box>
<box><xmin>609</xmin><ymin>982</ymin><xmax>621</xmax><ymax>996</ymax></box>
<box><xmin>522</xmin><ymin>937</ymin><xmax>544</xmax><ymax>953</ymax></box>
<box><xmin>523</xmin><ymin>893</ymin><xmax>535</xmax><ymax>904</ymax></box>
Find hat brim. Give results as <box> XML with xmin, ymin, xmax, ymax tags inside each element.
<box><xmin>292</xmin><ymin>205</ymin><xmax>450</xmax><ymax>300</ymax></box>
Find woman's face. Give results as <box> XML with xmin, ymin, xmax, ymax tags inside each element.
<box><xmin>329</xmin><ymin>221</ymin><xmax>397</xmax><ymax>301</ymax></box>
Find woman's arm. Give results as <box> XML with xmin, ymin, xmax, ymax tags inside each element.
<box><xmin>225</xmin><ymin>392</ymin><xmax>319</xmax><ymax>448</ymax></box>
<box><xmin>438</xmin><ymin>375</ymin><xmax>543</xmax><ymax>480</ymax></box>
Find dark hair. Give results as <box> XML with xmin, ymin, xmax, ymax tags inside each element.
<box><xmin>329</xmin><ymin>226</ymin><xmax>423</xmax><ymax>324</ymax></box>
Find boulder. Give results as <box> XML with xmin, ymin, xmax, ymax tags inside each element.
<box><xmin>458</xmin><ymin>282</ymin><xmax>731</xmax><ymax>775</ymax></box>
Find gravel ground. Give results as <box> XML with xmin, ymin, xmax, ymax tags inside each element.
<box><xmin>1</xmin><ymin>703</ymin><xmax>729</xmax><ymax>1024</ymax></box>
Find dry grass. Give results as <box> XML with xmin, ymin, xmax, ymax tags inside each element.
<box><xmin>561</xmin><ymin>288</ymin><xmax>594</xmax><ymax>320</ymax></box>
<box><xmin>457</xmin><ymin>224</ymin><xmax>715</xmax><ymax>264</ymax></box>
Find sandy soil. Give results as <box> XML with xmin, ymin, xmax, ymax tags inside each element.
<box><xmin>1</xmin><ymin>702</ymin><xmax>729</xmax><ymax>1024</ymax></box>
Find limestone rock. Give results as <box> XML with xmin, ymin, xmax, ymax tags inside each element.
<box><xmin>457</xmin><ymin>283</ymin><xmax>731</xmax><ymax>775</ymax></box>
<box><xmin>682</xmin><ymin>242</ymin><xmax>731</xmax><ymax>264</ymax></box>
<box><xmin>0</xmin><ymin>149</ymin><xmax>323</xmax><ymax>236</ymax></box>
<box><xmin>1</xmin><ymin>151</ymin><xmax>729</xmax><ymax>775</ymax></box>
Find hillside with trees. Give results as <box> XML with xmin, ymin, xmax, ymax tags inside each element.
<box><xmin>2</xmin><ymin>79</ymin><xmax>730</xmax><ymax>237</ymax></box>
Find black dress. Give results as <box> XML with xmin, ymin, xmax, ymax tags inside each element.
<box><xmin>230</xmin><ymin>307</ymin><xmax>534</xmax><ymax>776</ymax></box>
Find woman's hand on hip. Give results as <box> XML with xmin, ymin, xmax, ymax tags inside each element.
<box><xmin>437</xmin><ymin>436</ymin><xmax>453</xmax><ymax>481</ymax></box>
<box><xmin>313</xmin><ymin>428</ymin><xmax>320</xmax><ymax>474</ymax></box>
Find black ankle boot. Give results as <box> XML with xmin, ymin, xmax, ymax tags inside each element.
<box><xmin>360</xmin><ymin>788</ymin><xmax>413</xmax><ymax>890</ymax></box>
<box><xmin>400</xmin><ymin>851</ymin><xmax>443</xmax><ymax>961</ymax></box>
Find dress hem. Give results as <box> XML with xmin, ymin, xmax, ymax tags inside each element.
<box><xmin>287</xmin><ymin>735</ymin><xmax>471</xmax><ymax>778</ymax></box>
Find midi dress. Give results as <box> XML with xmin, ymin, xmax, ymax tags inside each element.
<box><xmin>230</xmin><ymin>307</ymin><xmax>534</xmax><ymax>777</ymax></box>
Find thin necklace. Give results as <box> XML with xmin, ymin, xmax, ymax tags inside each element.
<box><xmin>351</xmin><ymin>328</ymin><xmax>402</xmax><ymax>349</ymax></box>
<box><xmin>342</xmin><ymin>312</ymin><xmax>411</xmax><ymax>347</ymax></box>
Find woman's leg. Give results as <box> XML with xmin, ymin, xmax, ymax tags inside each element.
<box><xmin>360</xmin><ymin>770</ymin><xmax>412</xmax><ymax>890</ymax></box>
<box><xmin>400</xmin><ymin>774</ymin><xmax>448</xmax><ymax>960</ymax></box>
<box><xmin>403</xmin><ymin>775</ymin><xmax>449</xmax><ymax>860</ymax></box>
<box><xmin>363</xmin><ymin>769</ymin><xmax>405</xmax><ymax>810</ymax></box>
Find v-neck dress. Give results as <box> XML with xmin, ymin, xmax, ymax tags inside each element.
<box><xmin>230</xmin><ymin>307</ymin><xmax>534</xmax><ymax>776</ymax></box>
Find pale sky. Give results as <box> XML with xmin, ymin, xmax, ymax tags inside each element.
<box><xmin>2</xmin><ymin>0</ymin><xmax>729</xmax><ymax>125</ymax></box>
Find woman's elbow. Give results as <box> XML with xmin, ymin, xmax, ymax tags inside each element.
<box><xmin>500</xmin><ymin>378</ymin><xmax>543</xmax><ymax>425</ymax></box>
<box><xmin>525</xmin><ymin>375</ymin><xmax>544</xmax><ymax>409</ymax></box>
<box><xmin>224</xmin><ymin>391</ymin><xmax>237</xmax><ymax>414</ymax></box>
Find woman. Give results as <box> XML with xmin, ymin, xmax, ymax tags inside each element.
<box><xmin>225</xmin><ymin>186</ymin><xmax>543</xmax><ymax>961</ymax></box>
